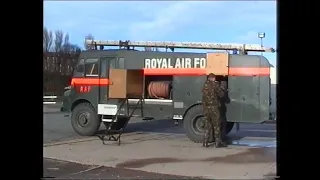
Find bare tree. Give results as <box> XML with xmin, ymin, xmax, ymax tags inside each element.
<box><xmin>44</xmin><ymin>27</ymin><xmax>82</xmax><ymax>53</ymax></box>
<box><xmin>84</xmin><ymin>34</ymin><xmax>94</xmax><ymax>50</ymax></box>
<box><xmin>43</xmin><ymin>27</ymin><xmax>53</xmax><ymax>52</ymax></box>
<box><xmin>63</xmin><ymin>43</ymin><xmax>81</xmax><ymax>54</ymax></box>
<box><xmin>62</xmin><ymin>33</ymin><xmax>72</xmax><ymax>53</ymax></box>
<box><xmin>54</xmin><ymin>30</ymin><xmax>64</xmax><ymax>53</ymax></box>
<box><xmin>64</xmin><ymin>33</ymin><xmax>70</xmax><ymax>46</ymax></box>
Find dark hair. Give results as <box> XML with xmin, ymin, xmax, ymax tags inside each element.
<box><xmin>208</xmin><ymin>73</ymin><xmax>216</xmax><ymax>78</ymax></box>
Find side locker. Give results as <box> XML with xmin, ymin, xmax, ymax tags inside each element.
<box><xmin>108</xmin><ymin>69</ymin><xmax>144</xmax><ymax>116</ymax></box>
<box><xmin>108</xmin><ymin>69</ymin><xmax>144</xmax><ymax>100</ymax></box>
<box><xmin>227</xmin><ymin>55</ymin><xmax>267</xmax><ymax>123</ymax></box>
<box><xmin>108</xmin><ymin>69</ymin><xmax>128</xmax><ymax>99</ymax></box>
<box><xmin>172</xmin><ymin>76</ymin><xmax>206</xmax><ymax>119</ymax></box>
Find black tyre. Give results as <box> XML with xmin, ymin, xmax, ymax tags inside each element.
<box><xmin>183</xmin><ymin>105</ymin><xmax>234</xmax><ymax>143</ymax></box>
<box><xmin>225</xmin><ymin>121</ymin><xmax>234</xmax><ymax>134</ymax></box>
<box><xmin>71</xmin><ymin>103</ymin><xmax>101</xmax><ymax>136</ymax></box>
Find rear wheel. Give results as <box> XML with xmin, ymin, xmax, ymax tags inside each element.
<box><xmin>71</xmin><ymin>103</ymin><xmax>101</xmax><ymax>136</ymax></box>
<box><xmin>183</xmin><ymin>105</ymin><xmax>234</xmax><ymax>143</ymax></box>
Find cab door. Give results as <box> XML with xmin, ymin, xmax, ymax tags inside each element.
<box><xmin>226</xmin><ymin>55</ymin><xmax>270</xmax><ymax>123</ymax></box>
<box><xmin>98</xmin><ymin>56</ymin><xmax>117</xmax><ymax>104</ymax></box>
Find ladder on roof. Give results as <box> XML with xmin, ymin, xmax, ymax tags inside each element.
<box><xmin>85</xmin><ymin>39</ymin><xmax>276</xmax><ymax>53</ymax></box>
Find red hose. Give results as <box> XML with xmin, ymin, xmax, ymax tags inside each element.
<box><xmin>148</xmin><ymin>81</ymin><xmax>171</xmax><ymax>99</ymax></box>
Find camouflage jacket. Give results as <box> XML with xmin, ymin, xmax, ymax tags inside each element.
<box><xmin>220</xmin><ymin>81</ymin><xmax>230</xmax><ymax>104</ymax></box>
<box><xmin>202</xmin><ymin>80</ymin><xmax>225</xmax><ymax>107</ymax></box>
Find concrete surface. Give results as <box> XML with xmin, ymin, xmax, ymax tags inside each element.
<box><xmin>44</xmin><ymin>133</ymin><xmax>276</xmax><ymax>179</ymax></box>
<box><xmin>43</xmin><ymin>105</ymin><xmax>277</xmax><ymax>179</ymax></box>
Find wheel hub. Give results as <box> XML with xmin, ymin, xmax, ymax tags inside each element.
<box><xmin>196</xmin><ymin>118</ymin><xmax>205</xmax><ymax>129</ymax></box>
<box><xmin>192</xmin><ymin>116</ymin><xmax>206</xmax><ymax>135</ymax></box>
<box><xmin>78</xmin><ymin>113</ymin><xmax>89</xmax><ymax>127</ymax></box>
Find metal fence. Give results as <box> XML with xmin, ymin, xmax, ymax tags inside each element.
<box><xmin>43</xmin><ymin>52</ymin><xmax>79</xmax><ymax>96</ymax></box>
<box><xmin>43</xmin><ymin>95</ymin><xmax>59</xmax><ymax>104</ymax></box>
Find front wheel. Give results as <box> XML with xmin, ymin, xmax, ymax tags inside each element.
<box><xmin>71</xmin><ymin>103</ymin><xmax>101</xmax><ymax>136</ymax></box>
<box><xmin>183</xmin><ymin>105</ymin><xmax>234</xmax><ymax>143</ymax></box>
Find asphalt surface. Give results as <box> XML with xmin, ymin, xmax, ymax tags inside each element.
<box><xmin>43</xmin><ymin>105</ymin><xmax>276</xmax><ymax>179</ymax></box>
<box><xmin>44</xmin><ymin>158</ymin><xmax>203</xmax><ymax>179</ymax></box>
<box><xmin>43</xmin><ymin>105</ymin><xmax>276</xmax><ymax>144</ymax></box>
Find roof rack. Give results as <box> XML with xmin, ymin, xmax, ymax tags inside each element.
<box><xmin>85</xmin><ymin>40</ymin><xmax>275</xmax><ymax>53</ymax></box>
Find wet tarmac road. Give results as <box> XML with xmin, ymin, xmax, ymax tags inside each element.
<box><xmin>43</xmin><ymin>158</ymin><xmax>203</xmax><ymax>179</ymax></box>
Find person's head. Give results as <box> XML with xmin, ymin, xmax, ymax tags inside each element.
<box><xmin>207</xmin><ymin>73</ymin><xmax>216</xmax><ymax>81</ymax></box>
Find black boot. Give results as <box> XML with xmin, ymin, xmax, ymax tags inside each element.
<box><xmin>215</xmin><ymin>140</ymin><xmax>227</xmax><ymax>148</ymax></box>
<box><xmin>203</xmin><ymin>131</ymin><xmax>211</xmax><ymax>147</ymax></box>
<box><xmin>203</xmin><ymin>139</ymin><xmax>209</xmax><ymax>147</ymax></box>
<box><xmin>203</xmin><ymin>142</ymin><xmax>209</xmax><ymax>147</ymax></box>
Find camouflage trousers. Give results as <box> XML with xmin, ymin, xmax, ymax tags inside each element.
<box><xmin>203</xmin><ymin>105</ymin><xmax>221</xmax><ymax>143</ymax></box>
<box><xmin>220</xmin><ymin>109</ymin><xmax>227</xmax><ymax>140</ymax></box>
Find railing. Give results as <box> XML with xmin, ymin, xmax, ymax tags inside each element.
<box><xmin>43</xmin><ymin>95</ymin><xmax>59</xmax><ymax>104</ymax></box>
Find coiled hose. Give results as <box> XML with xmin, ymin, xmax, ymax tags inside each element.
<box><xmin>147</xmin><ymin>81</ymin><xmax>172</xmax><ymax>99</ymax></box>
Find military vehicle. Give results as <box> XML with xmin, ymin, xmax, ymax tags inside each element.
<box><xmin>60</xmin><ymin>40</ymin><xmax>275</xmax><ymax>144</ymax></box>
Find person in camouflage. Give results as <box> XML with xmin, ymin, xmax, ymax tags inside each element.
<box><xmin>202</xmin><ymin>73</ymin><xmax>227</xmax><ymax>148</ymax></box>
<box><xmin>220</xmin><ymin>81</ymin><xmax>230</xmax><ymax>141</ymax></box>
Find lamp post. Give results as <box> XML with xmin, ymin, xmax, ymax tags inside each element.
<box><xmin>258</xmin><ymin>32</ymin><xmax>265</xmax><ymax>55</ymax></box>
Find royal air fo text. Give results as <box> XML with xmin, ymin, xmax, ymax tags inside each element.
<box><xmin>144</xmin><ymin>58</ymin><xmax>207</xmax><ymax>69</ymax></box>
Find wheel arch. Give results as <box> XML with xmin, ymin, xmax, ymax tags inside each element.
<box><xmin>182</xmin><ymin>103</ymin><xmax>202</xmax><ymax>120</ymax></box>
<box><xmin>182</xmin><ymin>102</ymin><xmax>235</xmax><ymax>143</ymax></box>
<box><xmin>71</xmin><ymin>99</ymin><xmax>94</xmax><ymax>111</ymax></box>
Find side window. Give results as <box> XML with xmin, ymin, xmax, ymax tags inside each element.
<box><xmin>85</xmin><ymin>59</ymin><xmax>99</xmax><ymax>77</ymax></box>
<box><xmin>118</xmin><ymin>57</ymin><xmax>124</xmax><ymax>69</ymax></box>
<box><xmin>109</xmin><ymin>58</ymin><xmax>117</xmax><ymax>69</ymax></box>
<box><xmin>109</xmin><ymin>57</ymin><xmax>124</xmax><ymax>69</ymax></box>
<box><xmin>100</xmin><ymin>59</ymin><xmax>107</xmax><ymax>78</ymax></box>
<box><xmin>101</xmin><ymin>57</ymin><xmax>117</xmax><ymax>69</ymax></box>
<box><xmin>74</xmin><ymin>59</ymin><xmax>85</xmax><ymax>77</ymax></box>
<box><xmin>100</xmin><ymin>57</ymin><xmax>116</xmax><ymax>77</ymax></box>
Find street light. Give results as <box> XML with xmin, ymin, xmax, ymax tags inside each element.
<box><xmin>258</xmin><ymin>32</ymin><xmax>265</xmax><ymax>55</ymax></box>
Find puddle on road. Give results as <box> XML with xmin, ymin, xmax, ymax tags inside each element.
<box><xmin>115</xmin><ymin>137</ymin><xmax>277</xmax><ymax>168</ymax></box>
<box><xmin>116</xmin><ymin>147</ymin><xmax>276</xmax><ymax>168</ymax></box>
<box><xmin>117</xmin><ymin>158</ymin><xmax>184</xmax><ymax>168</ymax></box>
<box><xmin>230</xmin><ymin>139</ymin><xmax>276</xmax><ymax>148</ymax></box>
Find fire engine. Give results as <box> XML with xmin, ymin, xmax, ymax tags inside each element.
<box><xmin>61</xmin><ymin>40</ymin><xmax>275</xmax><ymax>145</ymax></box>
